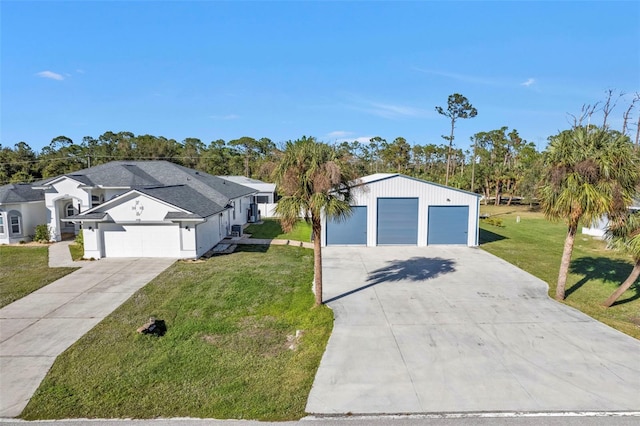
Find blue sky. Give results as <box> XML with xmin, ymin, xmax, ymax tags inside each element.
<box><xmin>2</xmin><ymin>1</ymin><xmax>639</xmax><ymax>153</ymax></box>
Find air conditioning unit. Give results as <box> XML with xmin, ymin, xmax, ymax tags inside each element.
<box><xmin>231</xmin><ymin>224</ymin><xmax>242</xmax><ymax>237</ymax></box>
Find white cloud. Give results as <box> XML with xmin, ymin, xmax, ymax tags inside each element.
<box><xmin>521</xmin><ymin>78</ymin><xmax>536</xmax><ymax>87</ymax></box>
<box><xmin>210</xmin><ymin>114</ymin><xmax>239</xmax><ymax>120</ymax></box>
<box><xmin>354</xmin><ymin>136</ymin><xmax>375</xmax><ymax>144</ymax></box>
<box><xmin>36</xmin><ymin>70</ymin><xmax>64</xmax><ymax>81</ymax></box>
<box><xmin>366</xmin><ymin>102</ymin><xmax>430</xmax><ymax>119</ymax></box>
<box><xmin>76</xmin><ymin>69</ymin><xmax>85</xmax><ymax>74</ymax></box>
<box><xmin>338</xmin><ymin>93</ymin><xmax>432</xmax><ymax>120</ymax></box>
<box><xmin>413</xmin><ymin>68</ymin><xmax>499</xmax><ymax>86</ymax></box>
<box><xmin>327</xmin><ymin>130</ymin><xmax>353</xmax><ymax>138</ymax></box>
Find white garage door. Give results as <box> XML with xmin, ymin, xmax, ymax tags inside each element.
<box><xmin>102</xmin><ymin>224</ymin><xmax>180</xmax><ymax>257</ymax></box>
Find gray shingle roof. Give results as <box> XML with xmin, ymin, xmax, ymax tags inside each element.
<box><xmin>67</xmin><ymin>212</ymin><xmax>108</xmax><ymax>221</ymax></box>
<box><xmin>38</xmin><ymin>161</ymin><xmax>257</xmax><ymax>213</ymax></box>
<box><xmin>136</xmin><ymin>185</ymin><xmax>227</xmax><ymax>217</ymax></box>
<box><xmin>0</xmin><ymin>183</ymin><xmax>45</xmax><ymax>204</ymax></box>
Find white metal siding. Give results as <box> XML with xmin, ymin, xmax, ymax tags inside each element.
<box><xmin>323</xmin><ymin>175</ymin><xmax>479</xmax><ymax>247</ymax></box>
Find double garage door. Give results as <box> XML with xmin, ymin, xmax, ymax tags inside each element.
<box><xmin>326</xmin><ymin>199</ymin><xmax>469</xmax><ymax>245</ymax></box>
<box><xmin>101</xmin><ymin>224</ymin><xmax>180</xmax><ymax>257</ymax></box>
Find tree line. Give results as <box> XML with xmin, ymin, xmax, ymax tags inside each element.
<box><xmin>1</xmin><ymin>132</ymin><xmax>543</xmax><ymax>206</ymax></box>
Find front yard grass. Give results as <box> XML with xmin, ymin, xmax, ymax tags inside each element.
<box><xmin>22</xmin><ymin>245</ymin><xmax>333</xmax><ymax>421</ymax></box>
<box><xmin>0</xmin><ymin>246</ymin><xmax>77</xmax><ymax>308</ymax></box>
<box><xmin>245</xmin><ymin>218</ymin><xmax>312</xmax><ymax>242</ymax></box>
<box><xmin>480</xmin><ymin>205</ymin><xmax>640</xmax><ymax>339</ymax></box>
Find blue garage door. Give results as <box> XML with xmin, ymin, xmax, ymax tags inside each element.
<box><xmin>326</xmin><ymin>206</ymin><xmax>367</xmax><ymax>245</ymax></box>
<box><xmin>377</xmin><ymin>198</ymin><xmax>418</xmax><ymax>245</ymax></box>
<box><xmin>428</xmin><ymin>206</ymin><xmax>469</xmax><ymax>245</ymax></box>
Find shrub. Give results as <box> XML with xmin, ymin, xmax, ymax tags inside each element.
<box><xmin>482</xmin><ymin>217</ymin><xmax>504</xmax><ymax>227</ymax></box>
<box><xmin>75</xmin><ymin>229</ymin><xmax>84</xmax><ymax>246</ymax></box>
<box><xmin>34</xmin><ymin>224</ymin><xmax>52</xmax><ymax>243</ymax></box>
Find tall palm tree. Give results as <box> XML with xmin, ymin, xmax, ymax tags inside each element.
<box><xmin>272</xmin><ymin>137</ymin><xmax>358</xmax><ymax>306</ymax></box>
<box><xmin>602</xmin><ymin>209</ymin><xmax>640</xmax><ymax>307</ymax></box>
<box><xmin>539</xmin><ymin>126</ymin><xmax>639</xmax><ymax>301</ymax></box>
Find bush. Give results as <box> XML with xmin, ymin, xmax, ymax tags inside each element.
<box><xmin>34</xmin><ymin>224</ymin><xmax>52</xmax><ymax>242</ymax></box>
<box><xmin>75</xmin><ymin>229</ymin><xmax>84</xmax><ymax>246</ymax></box>
<box><xmin>482</xmin><ymin>217</ymin><xmax>504</xmax><ymax>227</ymax></box>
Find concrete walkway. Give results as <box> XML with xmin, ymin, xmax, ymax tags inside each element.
<box><xmin>225</xmin><ymin>236</ymin><xmax>313</xmax><ymax>249</ymax></box>
<box><xmin>0</xmin><ymin>244</ymin><xmax>175</xmax><ymax>418</ymax></box>
<box><xmin>306</xmin><ymin>246</ymin><xmax>640</xmax><ymax>414</ymax></box>
<box><xmin>48</xmin><ymin>240</ymin><xmax>83</xmax><ymax>268</ymax></box>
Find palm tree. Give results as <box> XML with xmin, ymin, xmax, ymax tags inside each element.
<box><xmin>272</xmin><ymin>137</ymin><xmax>358</xmax><ymax>306</ymax></box>
<box><xmin>539</xmin><ymin>126</ymin><xmax>639</xmax><ymax>301</ymax></box>
<box><xmin>602</xmin><ymin>209</ymin><xmax>640</xmax><ymax>307</ymax></box>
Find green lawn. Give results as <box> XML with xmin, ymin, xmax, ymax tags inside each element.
<box><xmin>244</xmin><ymin>218</ymin><xmax>312</xmax><ymax>242</ymax></box>
<box><xmin>0</xmin><ymin>246</ymin><xmax>78</xmax><ymax>308</ymax></box>
<box><xmin>479</xmin><ymin>205</ymin><xmax>640</xmax><ymax>339</ymax></box>
<box><xmin>22</xmin><ymin>245</ymin><xmax>333</xmax><ymax>420</ymax></box>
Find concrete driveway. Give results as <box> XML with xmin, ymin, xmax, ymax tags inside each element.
<box><xmin>306</xmin><ymin>246</ymin><xmax>640</xmax><ymax>414</ymax></box>
<box><xmin>0</xmin><ymin>256</ymin><xmax>175</xmax><ymax>418</ymax></box>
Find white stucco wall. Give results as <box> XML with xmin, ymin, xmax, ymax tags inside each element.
<box><xmin>0</xmin><ymin>201</ymin><xmax>46</xmax><ymax>244</ymax></box>
<box><xmin>45</xmin><ymin>178</ymin><xmax>91</xmax><ymax>241</ymax></box>
<box><xmin>229</xmin><ymin>195</ymin><xmax>255</xmax><ymax>227</ymax></box>
<box><xmin>106</xmin><ymin>193</ymin><xmax>180</xmax><ymax>222</ymax></box>
<box><xmin>195</xmin><ymin>215</ymin><xmax>221</xmax><ymax>257</ymax></box>
<box><xmin>82</xmin><ymin>224</ymin><xmax>103</xmax><ymax>259</ymax></box>
<box><xmin>321</xmin><ymin>175</ymin><xmax>480</xmax><ymax>247</ymax></box>
<box><xmin>178</xmin><ymin>222</ymin><xmax>197</xmax><ymax>258</ymax></box>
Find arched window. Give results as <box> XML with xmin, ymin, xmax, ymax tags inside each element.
<box><xmin>65</xmin><ymin>203</ymin><xmax>75</xmax><ymax>217</ymax></box>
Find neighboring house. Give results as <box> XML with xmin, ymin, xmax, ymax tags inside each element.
<box><xmin>219</xmin><ymin>176</ymin><xmax>278</xmax><ymax>218</ymax></box>
<box><xmin>582</xmin><ymin>198</ymin><xmax>640</xmax><ymax>238</ymax></box>
<box><xmin>2</xmin><ymin>161</ymin><xmax>258</xmax><ymax>259</ymax></box>
<box><xmin>218</xmin><ymin>176</ymin><xmax>276</xmax><ymax>204</ymax></box>
<box><xmin>321</xmin><ymin>173</ymin><xmax>480</xmax><ymax>247</ymax></box>
<box><xmin>0</xmin><ymin>184</ymin><xmax>46</xmax><ymax>244</ymax></box>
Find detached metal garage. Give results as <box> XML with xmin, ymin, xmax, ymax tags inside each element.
<box><xmin>322</xmin><ymin>173</ymin><xmax>480</xmax><ymax>247</ymax></box>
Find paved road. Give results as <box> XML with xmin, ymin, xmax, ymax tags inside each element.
<box><xmin>0</xmin><ymin>253</ymin><xmax>175</xmax><ymax>417</ymax></box>
<box><xmin>1</xmin><ymin>414</ymin><xmax>639</xmax><ymax>426</ymax></box>
<box><xmin>306</xmin><ymin>246</ymin><xmax>640</xmax><ymax>414</ymax></box>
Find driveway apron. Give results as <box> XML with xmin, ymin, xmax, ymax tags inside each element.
<box><xmin>0</xmin><ymin>257</ymin><xmax>175</xmax><ymax>418</ymax></box>
<box><xmin>306</xmin><ymin>246</ymin><xmax>640</xmax><ymax>414</ymax></box>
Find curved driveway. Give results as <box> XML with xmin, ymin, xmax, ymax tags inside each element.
<box><xmin>306</xmin><ymin>246</ymin><xmax>640</xmax><ymax>414</ymax></box>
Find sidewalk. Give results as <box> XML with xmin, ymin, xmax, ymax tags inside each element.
<box><xmin>48</xmin><ymin>240</ymin><xmax>83</xmax><ymax>268</ymax></box>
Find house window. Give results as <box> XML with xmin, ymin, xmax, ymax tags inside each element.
<box><xmin>256</xmin><ymin>195</ymin><xmax>269</xmax><ymax>204</ymax></box>
<box><xmin>91</xmin><ymin>195</ymin><xmax>103</xmax><ymax>208</ymax></box>
<box><xmin>0</xmin><ymin>215</ymin><xmax>5</xmax><ymax>234</ymax></box>
<box><xmin>9</xmin><ymin>214</ymin><xmax>21</xmax><ymax>235</ymax></box>
<box><xmin>65</xmin><ymin>203</ymin><xmax>75</xmax><ymax>217</ymax></box>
